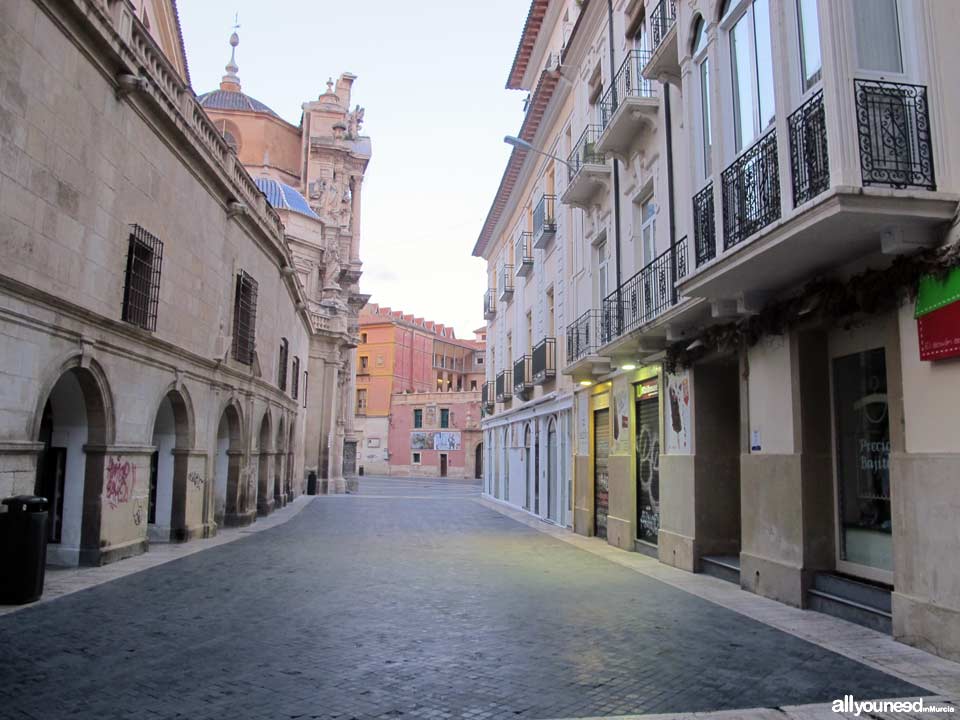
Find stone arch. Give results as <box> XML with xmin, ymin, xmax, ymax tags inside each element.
<box><xmin>256</xmin><ymin>408</ymin><xmax>274</xmax><ymax>516</ymax></box>
<box><xmin>33</xmin><ymin>360</ymin><xmax>114</xmax><ymax>566</ymax></box>
<box><xmin>688</xmin><ymin>12</ymin><xmax>707</xmax><ymax>56</ymax></box>
<box><xmin>148</xmin><ymin>386</ymin><xmax>194</xmax><ymax>541</ymax></box>
<box><xmin>214</xmin><ymin>400</ymin><xmax>245</xmax><ymax>527</ymax></box>
<box><xmin>715</xmin><ymin>0</ymin><xmax>731</xmax><ymax>23</ymax></box>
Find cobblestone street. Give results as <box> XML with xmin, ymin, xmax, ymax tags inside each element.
<box><xmin>0</xmin><ymin>478</ymin><xmax>953</xmax><ymax>720</ymax></box>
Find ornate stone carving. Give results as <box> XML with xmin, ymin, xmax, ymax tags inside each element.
<box><xmin>346</xmin><ymin>105</ymin><xmax>365</xmax><ymax>139</ymax></box>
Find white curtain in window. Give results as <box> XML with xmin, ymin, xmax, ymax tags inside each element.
<box><xmin>853</xmin><ymin>0</ymin><xmax>902</xmax><ymax>73</ymax></box>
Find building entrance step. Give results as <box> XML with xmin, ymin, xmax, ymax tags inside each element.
<box><xmin>700</xmin><ymin>554</ymin><xmax>740</xmax><ymax>584</ymax></box>
<box><xmin>807</xmin><ymin>572</ymin><xmax>892</xmax><ymax>634</ymax></box>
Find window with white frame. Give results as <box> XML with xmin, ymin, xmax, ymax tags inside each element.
<box><xmin>724</xmin><ymin>0</ymin><xmax>776</xmax><ymax>151</ymax></box>
<box><xmin>852</xmin><ymin>0</ymin><xmax>902</xmax><ymax>73</ymax></box>
<box><xmin>595</xmin><ymin>239</ymin><xmax>609</xmax><ymax>306</ymax></box>
<box><xmin>692</xmin><ymin>17</ymin><xmax>713</xmax><ymax>179</ymax></box>
<box><xmin>640</xmin><ymin>199</ymin><xmax>656</xmax><ymax>267</ymax></box>
<box><xmin>796</xmin><ymin>0</ymin><xmax>821</xmax><ymax>91</ymax></box>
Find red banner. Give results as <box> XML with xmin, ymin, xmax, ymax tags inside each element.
<box><xmin>918</xmin><ymin>300</ymin><xmax>960</xmax><ymax>361</ymax></box>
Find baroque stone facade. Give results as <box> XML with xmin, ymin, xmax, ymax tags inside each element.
<box><xmin>0</xmin><ymin>0</ymin><xmax>367</xmax><ymax>567</ymax></box>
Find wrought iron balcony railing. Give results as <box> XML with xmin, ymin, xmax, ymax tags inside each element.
<box><xmin>600</xmin><ymin>246</ymin><xmax>678</xmax><ymax>344</ymax></box>
<box><xmin>481</xmin><ymin>381</ymin><xmax>494</xmax><ymax>412</ymax></box>
<box><xmin>854</xmin><ymin>79</ymin><xmax>935</xmax><ymax>191</ymax></box>
<box><xmin>483</xmin><ymin>289</ymin><xmax>496</xmax><ymax>319</ymax></box>
<box><xmin>567</xmin><ymin>125</ymin><xmax>605</xmax><ymax>181</ymax></box>
<box><xmin>533</xmin><ymin>194</ymin><xmax>557</xmax><ymax>247</ymax></box>
<box><xmin>676</xmin><ymin>235</ymin><xmax>689</xmax><ymax>280</ymax></box>
<box><xmin>532</xmin><ymin>337</ymin><xmax>556</xmax><ymax>384</ymax></box>
<box><xmin>789</xmin><ymin>90</ymin><xmax>829</xmax><ymax>206</ymax></box>
<box><xmin>566</xmin><ymin>310</ymin><xmax>600</xmax><ymax>364</ymax></box>
<box><xmin>693</xmin><ymin>182</ymin><xmax>715</xmax><ymax>267</ymax></box>
<box><xmin>650</xmin><ymin>0</ymin><xmax>677</xmax><ymax>52</ymax></box>
<box><xmin>515</xmin><ymin>232</ymin><xmax>533</xmax><ymax>276</ymax></box>
<box><xmin>498</xmin><ymin>266</ymin><xmax>514</xmax><ymax>300</ymax></box>
<box><xmin>721</xmin><ymin>131</ymin><xmax>781</xmax><ymax>251</ymax></box>
<box><xmin>513</xmin><ymin>355</ymin><xmax>533</xmax><ymax>397</ymax></box>
<box><xmin>495</xmin><ymin>369</ymin><xmax>513</xmax><ymax>403</ymax></box>
<box><xmin>599</xmin><ymin>50</ymin><xmax>655</xmax><ymax>129</ymax></box>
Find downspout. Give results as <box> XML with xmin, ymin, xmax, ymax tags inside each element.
<box><xmin>607</xmin><ymin>0</ymin><xmax>624</xmax><ymax>336</ymax></box>
<box><xmin>664</xmin><ymin>81</ymin><xmax>678</xmax><ymax>305</ymax></box>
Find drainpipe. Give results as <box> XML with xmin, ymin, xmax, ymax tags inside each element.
<box><xmin>664</xmin><ymin>81</ymin><xmax>678</xmax><ymax>305</ymax></box>
<box><xmin>607</xmin><ymin>0</ymin><xmax>624</xmax><ymax>337</ymax></box>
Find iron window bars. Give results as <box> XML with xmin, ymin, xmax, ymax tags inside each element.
<box><xmin>854</xmin><ymin>79</ymin><xmax>935</xmax><ymax>191</ymax></box>
<box><xmin>567</xmin><ymin>125</ymin><xmax>605</xmax><ymax>181</ymax></box>
<box><xmin>291</xmin><ymin>356</ymin><xmax>300</xmax><ymax>400</ymax></box>
<box><xmin>721</xmin><ymin>130</ymin><xmax>781</xmax><ymax>251</ymax></box>
<box><xmin>278</xmin><ymin>337</ymin><xmax>289</xmax><ymax>391</ymax></box>
<box><xmin>121</xmin><ymin>224</ymin><xmax>163</xmax><ymax>331</ymax></box>
<box><xmin>232</xmin><ymin>270</ymin><xmax>259</xmax><ymax>366</ymax></box>
<box><xmin>789</xmin><ymin>90</ymin><xmax>829</xmax><ymax>206</ymax></box>
<box><xmin>599</xmin><ymin>50</ymin><xmax>655</xmax><ymax>130</ymax></box>
<box><xmin>693</xmin><ymin>182</ymin><xmax>716</xmax><ymax>267</ymax></box>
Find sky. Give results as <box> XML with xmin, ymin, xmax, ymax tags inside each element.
<box><xmin>178</xmin><ymin>0</ymin><xmax>530</xmax><ymax>338</ymax></box>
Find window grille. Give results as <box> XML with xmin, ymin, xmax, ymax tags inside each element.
<box><xmin>121</xmin><ymin>224</ymin><xmax>163</xmax><ymax>331</ymax></box>
<box><xmin>278</xmin><ymin>338</ymin><xmax>289</xmax><ymax>390</ymax></box>
<box><xmin>232</xmin><ymin>271</ymin><xmax>258</xmax><ymax>365</ymax></box>
<box><xmin>302</xmin><ymin>371</ymin><xmax>308</xmax><ymax>408</ymax></box>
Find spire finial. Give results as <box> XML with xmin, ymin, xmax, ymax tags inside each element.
<box><xmin>221</xmin><ymin>14</ymin><xmax>241</xmax><ymax>91</ymax></box>
<box><xmin>326</xmin><ymin>78</ymin><xmax>334</xmax><ymax>94</ymax></box>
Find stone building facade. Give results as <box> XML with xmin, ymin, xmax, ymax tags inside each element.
<box><xmin>477</xmin><ymin>0</ymin><xmax>960</xmax><ymax>662</ymax></box>
<box><xmin>355</xmin><ymin>304</ymin><xmax>485</xmax><ymax>479</ymax></box>
<box><xmin>0</xmin><ymin>0</ymin><xmax>367</xmax><ymax>566</ymax></box>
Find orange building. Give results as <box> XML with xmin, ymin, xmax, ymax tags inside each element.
<box><xmin>356</xmin><ymin>304</ymin><xmax>485</xmax><ymax>478</ymax></box>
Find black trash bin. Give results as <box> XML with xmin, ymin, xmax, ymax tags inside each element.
<box><xmin>307</xmin><ymin>472</ymin><xmax>317</xmax><ymax>496</ymax></box>
<box><xmin>1</xmin><ymin>496</ymin><xmax>49</xmax><ymax>605</ymax></box>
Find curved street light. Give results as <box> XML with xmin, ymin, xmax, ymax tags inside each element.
<box><xmin>503</xmin><ymin>135</ymin><xmax>572</xmax><ymax>170</ymax></box>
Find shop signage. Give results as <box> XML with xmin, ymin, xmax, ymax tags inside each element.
<box><xmin>916</xmin><ymin>269</ymin><xmax>960</xmax><ymax>361</ymax></box>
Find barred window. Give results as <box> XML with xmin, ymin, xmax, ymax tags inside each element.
<box><xmin>121</xmin><ymin>225</ymin><xmax>163</xmax><ymax>331</ymax></box>
<box><xmin>278</xmin><ymin>338</ymin><xmax>289</xmax><ymax>390</ymax></box>
<box><xmin>232</xmin><ymin>271</ymin><xmax>258</xmax><ymax>365</ymax></box>
<box><xmin>302</xmin><ymin>371</ymin><xmax>308</xmax><ymax>408</ymax></box>
<box><xmin>291</xmin><ymin>357</ymin><xmax>300</xmax><ymax>399</ymax></box>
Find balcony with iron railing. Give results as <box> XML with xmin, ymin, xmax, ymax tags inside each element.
<box><xmin>561</xmin><ymin>125</ymin><xmax>610</xmax><ymax>208</ymax></box>
<box><xmin>532</xmin><ymin>337</ymin><xmax>556</xmax><ymax>384</ymax></box>
<box><xmin>495</xmin><ymin>369</ymin><xmax>513</xmax><ymax>403</ymax></box>
<box><xmin>566</xmin><ymin>310</ymin><xmax>599</xmax><ymax>365</ymax></box>
<box><xmin>515</xmin><ymin>232</ymin><xmax>534</xmax><ymax>277</ymax></box>
<box><xmin>596</xmin><ymin>50</ymin><xmax>658</xmax><ymax>159</ymax></box>
<box><xmin>481</xmin><ymin>381</ymin><xmax>494</xmax><ymax>414</ymax></box>
<box><xmin>483</xmin><ymin>289</ymin><xmax>496</xmax><ymax>320</ymax></box>
<box><xmin>642</xmin><ymin>0</ymin><xmax>679</xmax><ymax>83</ymax></box>
<box><xmin>513</xmin><ymin>355</ymin><xmax>533</xmax><ymax>399</ymax></box>
<box><xmin>533</xmin><ymin>194</ymin><xmax>557</xmax><ymax>249</ymax></box>
<box><xmin>679</xmin><ymin>79</ymin><xmax>951</xmax><ymax>303</ymax></box>
<box><xmin>498</xmin><ymin>265</ymin><xmax>514</xmax><ymax>302</ymax></box>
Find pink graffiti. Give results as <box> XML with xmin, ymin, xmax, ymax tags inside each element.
<box><xmin>105</xmin><ymin>457</ymin><xmax>136</xmax><ymax>509</ymax></box>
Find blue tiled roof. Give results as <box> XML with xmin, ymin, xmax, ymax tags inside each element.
<box><xmin>255</xmin><ymin>178</ymin><xmax>320</xmax><ymax>220</ymax></box>
<box><xmin>197</xmin><ymin>89</ymin><xmax>279</xmax><ymax>117</ymax></box>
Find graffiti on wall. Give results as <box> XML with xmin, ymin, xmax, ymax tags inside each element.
<box><xmin>188</xmin><ymin>472</ymin><xmax>205</xmax><ymax>490</ymax></box>
<box><xmin>105</xmin><ymin>457</ymin><xmax>136</xmax><ymax>509</ymax></box>
<box><xmin>132</xmin><ymin>499</ymin><xmax>145</xmax><ymax>526</ymax></box>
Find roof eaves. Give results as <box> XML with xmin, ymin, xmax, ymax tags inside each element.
<box><xmin>506</xmin><ymin>0</ymin><xmax>550</xmax><ymax>90</ymax></box>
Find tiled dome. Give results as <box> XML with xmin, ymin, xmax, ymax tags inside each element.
<box><xmin>254</xmin><ymin>178</ymin><xmax>320</xmax><ymax>220</ymax></box>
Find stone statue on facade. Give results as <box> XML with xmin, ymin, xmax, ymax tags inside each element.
<box><xmin>346</xmin><ymin>105</ymin><xmax>365</xmax><ymax>139</ymax></box>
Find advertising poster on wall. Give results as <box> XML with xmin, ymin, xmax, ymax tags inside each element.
<box><xmin>434</xmin><ymin>432</ymin><xmax>461</xmax><ymax>451</ymax></box>
<box><xmin>665</xmin><ymin>371</ymin><xmax>691</xmax><ymax>453</ymax></box>
<box><xmin>612</xmin><ymin>384</ymin><xmax>631</xmax><ymax>454</ymax></box>
<box><xmin>411</xmin><ymin>432</ymin><xmax>435</xmax><ymax>450</ymax></box>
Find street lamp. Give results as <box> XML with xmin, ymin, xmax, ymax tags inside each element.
<box><xmin>503</xmin><ymin>135</ymin><xmax>572</xmax><ymax>170</ymax></box>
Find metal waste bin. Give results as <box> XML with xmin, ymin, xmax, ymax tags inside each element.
<box><xmin>1</xmin><ymin>496</ymin><xmax>49</xmax><ymax>604</ymax></box>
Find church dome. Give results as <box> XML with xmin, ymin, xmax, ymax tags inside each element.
<box><xmin>255</xmin><ymin>178</ymin><xmax>320</xmax><ymax>220</ymax></box>
<box><xmin>198</xmin><ymin>89</ymin><xmax>279</xmax><ymax>117</ymax></box>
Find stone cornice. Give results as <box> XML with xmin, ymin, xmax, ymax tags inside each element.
<box><xmin>35</xmin><ymin>0</ymin><xmax>313</xmax><ymax>336</ymax></box>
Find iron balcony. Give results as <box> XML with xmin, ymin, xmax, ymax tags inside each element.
<box><xmin>498</xmin><ymin>266</ymin><xmax>514</xmax><ymax>302</ymax></box>
<box><xmin>532</xmin><ymin>195</ymin><xmax>557</xmax><ymax>249</ymax></box>
<box><xmin>532</xmin><ymin>337</ymin><xmax>556</xmax><ymax>384</ymax></box>
<box><xmin>596</xmin><ymin>50</ymin><xmax>658</xmax><ymax>159</ymax></box>
<box><xmin>515</xmin><ymin>233</ymin><xmax>533</xmax><ymax>277</ymax></box>
<box><xmin>513</xmin><ymin>355</ymin><xmax>532</xmax><ymax>398</ymax></box>
<box><xmin>495</xmin><ymin>369</ymin><xmax>513</xmax><ymax>403</ymax></box>
<box><xmin>483</xmin><ymin>290</ymin><xmax>496</xmax><ymax>320</ymax></box>
<box><xmin>561</xmin><ymin>125</ymin><xmax>609</xmax><ymax>208</ymax></box>
<box><xmin>642</xmin><ymin>0</ymin><xmax>679</xmax><ymax>83</ymax></box>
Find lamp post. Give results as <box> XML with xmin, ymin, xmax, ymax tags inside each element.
<box><xmin>503</xmin><ymin>136</ymin><xmax>574</xmax><ymax>171</ymax></box>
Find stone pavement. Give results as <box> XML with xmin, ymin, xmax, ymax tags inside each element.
<box><xmin>0</xmin><ymin>477</ymin><xmax>955</xmax><ymax>720</ymax></box>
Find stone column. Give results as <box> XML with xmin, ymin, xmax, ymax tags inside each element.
<box><xmin>350</xmin><ymin>175</ymin><xmax>363</xmax><ymax>260</ymax></box>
